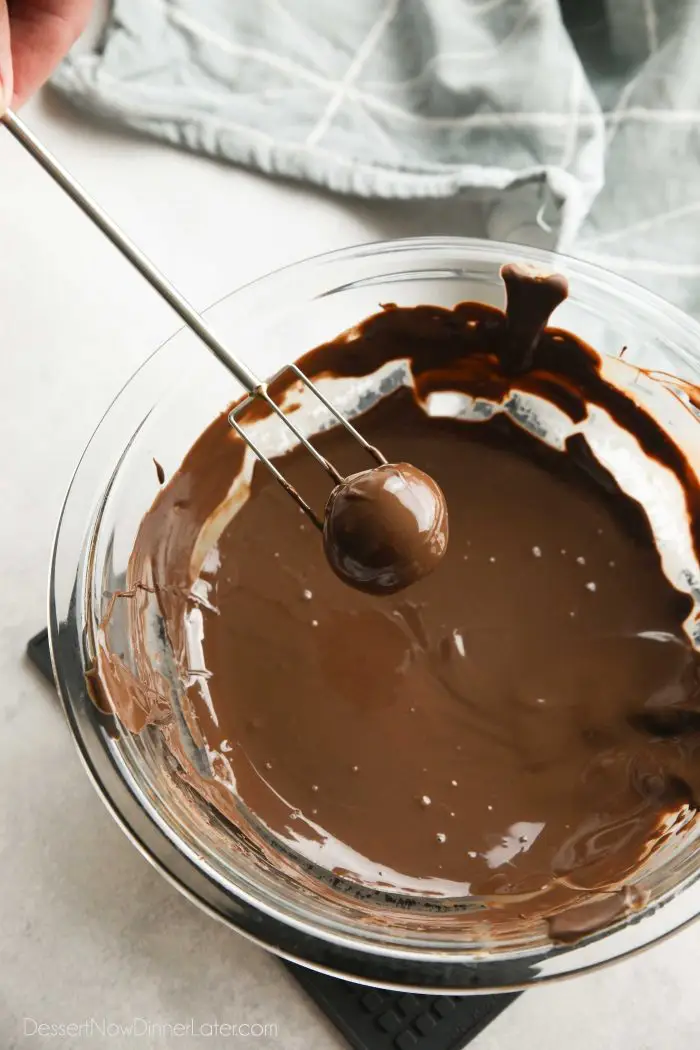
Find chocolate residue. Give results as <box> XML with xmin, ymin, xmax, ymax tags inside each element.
<box><xmin>153</xmin><ymin>458</ymin><xmax>165</xmax><ymax>485</ymax></box>
<box><xmin>92</xmin><ymin>270</ymin><xmax>700</xmax><ymax>944</ymax></box>
<box><xmin>547</xmin><ymin>886</ymin><xmax>648</xmax><ymax>945</ymax></box>
<box><xmin>500</xmin><ymin>263</ymin><xmax>569</xmax><ymax>373</ymax></box>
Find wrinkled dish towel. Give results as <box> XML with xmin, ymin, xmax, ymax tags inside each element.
<box><xmin>54</xmin><ymin>0</ymin><xmax>700</xmax><ymax>316</ymax></box>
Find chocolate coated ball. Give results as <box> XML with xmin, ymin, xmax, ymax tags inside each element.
<box><xmin>323</xmin><ymin>462</ymin><xmax>448</xmax><ymax>595</ymax></box>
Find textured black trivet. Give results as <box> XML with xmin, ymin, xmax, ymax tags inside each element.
<box><xmin>284</xmin><ymin>964</ymin><xmax>516</xmax><ymax>1050</ymax></box>
<box><xmin>27</xmin><ymin>628</ymin><xmax>518</xmax><ymax>1050</ymax></box>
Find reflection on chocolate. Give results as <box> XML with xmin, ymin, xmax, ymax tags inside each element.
<box><xmin>95</xmin><ymin>267</ymin><xmax>700</xmax><ymax>944</ymax></box>
<box><xmin>323</xmin><ymin>462</ymin><xmax>448</xmax><ymax>595</ymax></box>
<box><xmin>546</xmin><ymin>886</ymin><xmax>647</xmax><ymax>945</ymax></box>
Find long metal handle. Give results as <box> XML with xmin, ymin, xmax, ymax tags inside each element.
<box><xmin>2</xmin><ymin>109</ymin><xmax>261</xmax><ymax>394</ymax></box>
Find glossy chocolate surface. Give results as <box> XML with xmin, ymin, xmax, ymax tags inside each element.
<box><xmin>323</xmin><ymin>462</ymin><xmax>448</xmax><ymax>595</ymax></box>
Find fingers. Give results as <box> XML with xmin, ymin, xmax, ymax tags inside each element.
<box><xmin>8</xmin><ymin>0</ymin><xmax>93</xmax><ymax>107</ymax></box>
<box><xmin>0</xmin><ymin>0</ymin><xmax>13</xmax><ymax>111</ymax></box>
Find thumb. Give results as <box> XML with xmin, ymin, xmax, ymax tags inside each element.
<box><xmin>0</xmin><ymin>0</ymin><xmax>13</xmax><ymax>113</ymax></box>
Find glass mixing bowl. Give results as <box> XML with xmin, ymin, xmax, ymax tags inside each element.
<box><xmin>50</xmin><ymin>237</ymin><xmax>700</xmax><ymax>992</ymax></box>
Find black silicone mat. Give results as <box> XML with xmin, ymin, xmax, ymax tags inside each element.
<box><xmin>27</xmin><ymin>628</ymin><xmax>518</xmax><ymax>1050</ymax></box>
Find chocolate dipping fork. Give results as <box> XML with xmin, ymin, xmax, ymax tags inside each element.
<box><xmin>2</xmin><ymin>109</ymin><xmax>386</xmax><ymax>530</ymax></box>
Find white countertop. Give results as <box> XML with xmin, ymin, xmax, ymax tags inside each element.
<box><xmin>2</xmin><ymin>72</ymin><xmax>699</xmax><ymax>1050</ymax></box>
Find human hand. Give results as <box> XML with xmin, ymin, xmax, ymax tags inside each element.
<box><xmin>0</xmin><ymin>0</ymin><xmax>92</xmax><ymax>110</ymax></box>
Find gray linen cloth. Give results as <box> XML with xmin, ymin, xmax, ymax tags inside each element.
<box><xmin>53</xmin><ymin>0</ymin><xmax>700</xmax><ymax>315</ymax></box>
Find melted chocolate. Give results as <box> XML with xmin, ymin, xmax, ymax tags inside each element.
<box><xmin>96</xmin><ymin>274</ymin><xmax>700</xmax><ymax>943</ymax></box>
<box><xmin>500</xmin><ymin>263</ymin><xmax>569</xmax><ymax>373</ymax></box>
<box><xmin>192</xmin><ymin>391</ymin><xmax>699</xmax><ymax>895</ymax></box>
<box><xmin>323</xmin><ymin>463</ymin><xmax>448</xmax><ymax>595</ymax></box>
